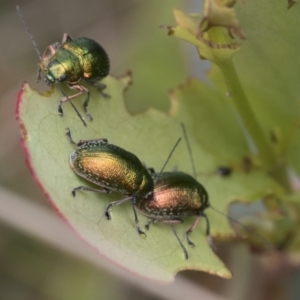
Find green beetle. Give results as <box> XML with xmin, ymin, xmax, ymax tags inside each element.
<box><xmin>136</xmin><ymin>171</ymin><xmax>212</xmax><ymax>259</ymax></box>
<box><xmin>39</xmin><ymin>34</ymin><xmax>110</xmax><ymax>121</ymax></box>
<box><xmin>16</xmin><ymin>6</ymin><xmax>110</xmax><ymax>125</ymax></box>
<box><xmin>66</xmin><ymin>128</ymin><xmax>154</xmax><ymax>235</ymax></box>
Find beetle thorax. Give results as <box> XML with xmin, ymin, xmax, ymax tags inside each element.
<box><xmin>45</xmin><ymin>50</ymin><xmax>83</xmax><ymax>84</ymax></box>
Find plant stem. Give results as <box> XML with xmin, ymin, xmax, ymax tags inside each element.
<box><xmin>217</xmin><ymin>60</ymin><xmax>292</xmax><ymax>191</ymax></box>
<box><xmin>218</xmin><ymin>60</ymin><xmax>276</xmax><ymax>167</ymax></box>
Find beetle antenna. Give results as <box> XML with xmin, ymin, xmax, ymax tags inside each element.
<box><xmin>181</xmin><ymin>122</ymin><xmax>197</xmax><ymax>178</ymax></box>
<box><xmin>57</xmin><ymin>85</ymin><xmax>87</xmax><ymax>126</ymax></box>
<box><xmin>158</xmin><ymin>137</ymin><xmax>182</xmax><ymax>174</ymax></box>
<box><xmin>16</xmin><ymin>5</ymin><xmax>42</xmax><ymax>61</ymax></box>
<box><xmin>69</xmin><ymin>99</ymin><xmax>87</xmax><ymax>127</ymax></box>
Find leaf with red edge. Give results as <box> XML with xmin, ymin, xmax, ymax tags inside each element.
<box><xmin>16</xmin><ymin>74</ymin><xmax>236</xmax><ymax>281</ymax></box>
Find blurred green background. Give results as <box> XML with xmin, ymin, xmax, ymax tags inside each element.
<box><xmin>0</xmin><ymin>0</ymin><xmax>293</xmax><ymax>299</ymax></box>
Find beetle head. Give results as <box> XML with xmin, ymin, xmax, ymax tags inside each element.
<box><xmin>44</xmin><ymin>60</ymin><xmax>67</xmax><ymax>84</ymax></box>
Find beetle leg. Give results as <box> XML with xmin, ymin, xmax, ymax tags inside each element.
<box><xmin>92</xmin><ymin>82</ymin><xmax>110</xmax><ymax>99</ymax></box>
<box><xmin>65</xmin><ymin>128</ymin><xmax>107</xmax><ymax>147</ymax></box>
<box><xmin>145</xmin><ymin>219</ymin><xmax>158</xmax><ymax>230</ymax></box>
<box><xmin>185</xmin><ymin>216</ymin><xmax>200</xmax><ymax>247</ymax></box>
<box><xmin>185</xmin><ymin>213</ymin><xmax>216</xmax><ymax>251</ymax></box>
<box><xmin>71</xmin><ymin>186</ymin><xmax>111</xmax><ymax>197</ymax></box>
<box><xmin>41</xmin><ymin>44</ymin><xmax>57</xmax><ymax>59</ymax></box>
<box><xmin>201</xmin><ymin>212</ymin><xmax>217</xmax><ymax>251</ymax></box>
<box><xmin>65</xmin><ymin>128</ymin><xmax>77</xmax><ymax>146</ymax></box>
<box><xmin>131</xmin><ymin>202</ymin><xmax>146</xmax><ymax>236</ymax></box>
<box><xmin>71</xmin><ymin>84</ymin><xmax>91</xmax><ymax>120</ymax></box>
<box><xmin>104</xmin><ymin>196</ymin><xmax>131</xmax><ymax>220</ymax></box>
<box><xmin>170</xmin><ymin>225</ymin><xmax>188</xmax><ymax>260</ymax></box>
<box><xmin>57</xmin><ymin>86</ymin><xmax>86</xmax><ymax>126</ymax></box>
<box><xmin>59</xmin><ymin>84</ymin><xmax>91</xmax><ymax>120</ymax></box>
<box><xmin>104</xmin><ymin>196</ymin><xmax>145</xmax><ymax>236</ymax></box>
<box><xmin>62</xmin><ymin>33</ymin><xmax>73</xmax><ymax>44</ymax></box>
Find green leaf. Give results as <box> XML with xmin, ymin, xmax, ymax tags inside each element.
<box><xmin>16</xmin><ymin>76</ymin><xmax>231</xmax><ymax>281</ymax></box>
<box><xmin>16</xmin><ymin>73</ymin><xmax>283</xmax><ymax>281</ymax></box>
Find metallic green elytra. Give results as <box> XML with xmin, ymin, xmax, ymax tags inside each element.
<box><xmin>136</xmin><ymin>171</ymin><xmax>211</xmax><ymax>259</ymax></box>
<box><xmin>39</xmin><ymin>34</ymin><xmax>110</xmax><ymax>122</ymax></box>
<box><xmin>16</xmin><ymin>6</ymin><xmax>109</xmax><ymax>126</ymax></box>
<box><xmin>137</xmin><ymin>172</ymin><xmax>209</xmax><ymax>219</ymax></box>
<box><xmin>66</xmin><ymin>128</ymin><xmax>154</xmax><ymax>235</ymax></box>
